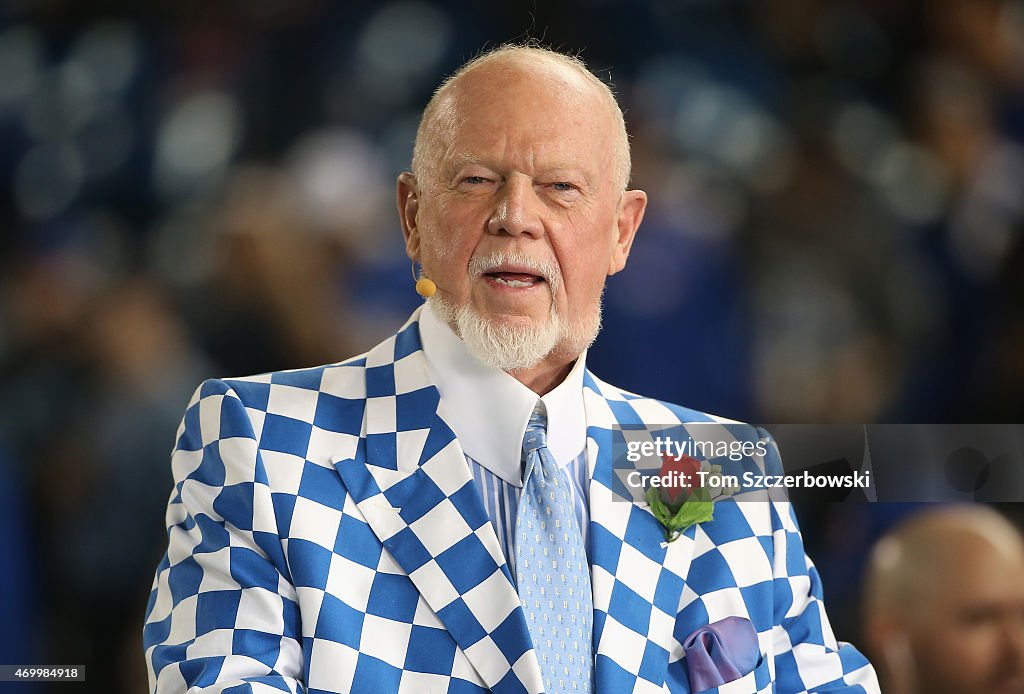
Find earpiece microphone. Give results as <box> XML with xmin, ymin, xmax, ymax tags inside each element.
<box><xmin>412</xmin><ymin>262</ymin><xmax>436</xmax><ymax>298</ymax></box>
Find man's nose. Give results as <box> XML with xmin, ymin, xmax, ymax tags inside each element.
<box><xmin>487</xmin><ymin>175</ymin><xmax>544</xmax><ymax>238</ymax></box>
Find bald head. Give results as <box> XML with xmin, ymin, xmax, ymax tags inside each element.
<box><xmin>865</xmin><ymin>505</ymin><xmax>1024</xmax><ymax>618</ymax></box>
<box><xmin>411</xmin><ymin>44</ymin><xmax>631</xmax><ymax>192</ymax></box>
<box><xmin>863</xmin><ymin>506</ymin><xmax>1024</xmax><ymax>694</ymax></box>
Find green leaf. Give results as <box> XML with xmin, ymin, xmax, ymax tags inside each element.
<box><xmin>666</xmin><ymin>498</ymin><xmax>714</xmax><ymax>532</ymax></box>
<box><xmin>645</xmin><ymin>486</ymin><xmax>715</xmax><ymax>543</ymax></box>
<box><xmin>645</xmin><ymin>487</ymin><xmax>669</xmax><ymax>522</ymax></box>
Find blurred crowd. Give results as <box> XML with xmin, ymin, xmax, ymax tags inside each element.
<box><xmin>1</xmin><ymin>1</ymin><xmax>1023</xmax><ymax>692</ymax></box>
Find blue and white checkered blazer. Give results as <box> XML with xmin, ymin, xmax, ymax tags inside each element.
<box><xmin>144</xmin><ymin>308</ymin><xmax>879</xmax><ymax>693</ymax></box>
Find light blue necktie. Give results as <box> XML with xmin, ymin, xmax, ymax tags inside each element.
<box><xmin>516</xmin><ymin>404</ymin><xmax>593</xmax><ymax>693</ymax></box>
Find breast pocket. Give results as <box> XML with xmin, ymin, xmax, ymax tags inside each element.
<box><xmin>667</xmin><ymin>650</ymin><xmax>773</xmax><ymax>693</ymax></box>
<box><xmin>709</xmin><ymin>651</ymin><xmax>772</xmax><ymax>694</ymax></box>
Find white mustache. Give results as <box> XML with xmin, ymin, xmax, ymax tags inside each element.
<box><xmin>467</xmin><ymin>249</ymin><xmax>561</xmax><ymax>294</ymax></box>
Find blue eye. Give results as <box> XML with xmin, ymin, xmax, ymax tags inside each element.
<box><xmin>463</xmin><ymin>176</ymin><xmax>488</xmax><ymax>185</ymax></box>
<box><xmin>551</xmin><ymin>182</ymin><xmax>575</xmax><ymax>191</ymax></box>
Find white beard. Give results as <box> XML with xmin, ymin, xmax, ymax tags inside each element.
<box><xmin>425</xmin><ymin>248</ymin><xmax>603</xmax><ymax>371</ymax></box>
<box><xmin>427</xmin><ymin>293</ymin><xmax>602</xmax><ymax>372</ymax></box>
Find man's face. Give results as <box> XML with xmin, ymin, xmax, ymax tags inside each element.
<box><xmin>399</xmin><ymin>59</ymin><xmax>645</xmax><ymax>365</ymax></box>
<box><xmin>908</xmin><ymin>542</ymin><xmax>1024</xmax><ymax>694</ymax></box>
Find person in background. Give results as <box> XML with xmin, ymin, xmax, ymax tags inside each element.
<box><xmin>863</xmin><ymin>504</ymin><xmax>1024</xmax><ymax>694</ymax></box>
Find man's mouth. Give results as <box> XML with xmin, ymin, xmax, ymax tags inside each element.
<box><xmin>484</xmin><ymin>271</ymin><xmax>545</xmax><ymax>288</ymax></box>
<box><xmin>469</xmin><ymin>251</ymin><xmax>560</xmax><ymax>294</ymax></box>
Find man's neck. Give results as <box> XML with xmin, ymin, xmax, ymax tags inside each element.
<box><xmin>507</xmin><ymin>354</ymin><xmax>577</xmax><ymax>396</ymax></box>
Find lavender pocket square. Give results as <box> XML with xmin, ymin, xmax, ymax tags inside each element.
<box><xmin>683</xmin><ymin>616</ymin><xmax>760</xmax><ymax>692</ymax></box>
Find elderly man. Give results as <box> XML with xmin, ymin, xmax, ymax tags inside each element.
<box><xmin>863</xmin><ymin>505</ymin><xmax>1024</xmax><ymax>694</ymax></box>
<box><xmin>144</xmin><ymin>45</ymin><xmax>878</xmax><ymax>693</ymax></box>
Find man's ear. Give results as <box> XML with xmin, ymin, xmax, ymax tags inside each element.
<box><xmin>864</xmin><ymin>618</ymin><xmax>917</xmax><ymax>694</ymax></box>
<box><xmin>607</xmin><ymin>189</ymin><xmax>647</xmax><ymax>276</ymax></box>
<box><xmin>397</xmin><ymin>172</ymin><xmax>421</xmax><ymax>260</ymax></box>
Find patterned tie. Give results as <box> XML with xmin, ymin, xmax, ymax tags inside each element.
<box><xmin>515</xmin><ymin>404</ymin><xmax>593</xmax><ymax>693</ymax></box>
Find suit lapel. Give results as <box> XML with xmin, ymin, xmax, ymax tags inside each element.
<box><xmin>333</xmin><ymin>313</ymin><xmax>542</xmax><ymax>693</ymax></box>
<box><xmin>583</xmin><ymin>372</ymin><xmax>696</xmax><ymax>691</ymax></box>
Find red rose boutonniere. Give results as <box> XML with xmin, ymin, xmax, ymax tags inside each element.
<box><xmin>644</xmin><ymin>453</ymin><xmax>734</xmax><ymax>543</ymax></box>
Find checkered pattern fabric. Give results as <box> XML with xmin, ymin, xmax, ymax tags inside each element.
<box><xmin>144</xmin><ymin>307</ymin><xmax>879</xmax><ymax>693</ymax></box>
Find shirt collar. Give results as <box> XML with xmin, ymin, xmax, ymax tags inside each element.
<box><xmin>418</xmin><ymin>302</ymin><xmax>588</xmax><ymax>487</ymax></box>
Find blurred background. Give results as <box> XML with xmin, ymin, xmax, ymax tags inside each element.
<box><xmin>0</xmin><ymin>0</ymin><xmax>1022</xmax><ymax>691</ymax></box>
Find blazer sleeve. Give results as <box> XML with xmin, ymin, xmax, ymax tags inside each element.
<box><xmin>143</xmin><ymin>379</ymin><xmax>305</xmax><ymax>693</ymax></box>
<box><xmin>758</xmin><ymin>429</ymin><xmax>881</xmax><ymax>694</ymax></box>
